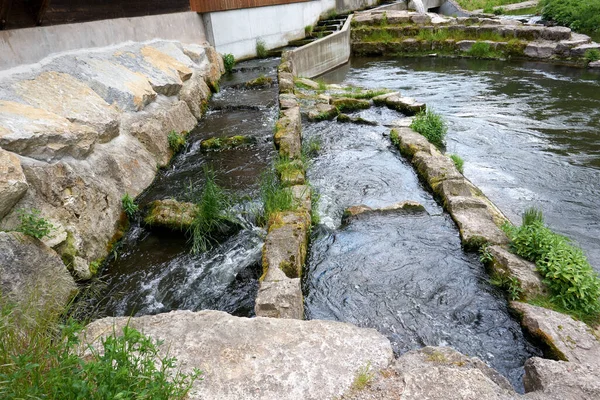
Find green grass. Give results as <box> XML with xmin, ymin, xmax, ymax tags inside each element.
<box><xmin>364</xmin><ymin>30</ymin><xmax>395</xmax><ymax>43</ymax></box>
<box><xmin>121</xmin><ymin>194</ymin><xmax>138</xmax><ymax>219</ymax></box>
<box><xmin>167</xmin><ymin>130</ymin><xmax>186</xmax><ymax>153</ymax></box>
<box><xmin>352</xmin><ymin>363</ymin><xmax>375</xmax><ymax>391</ymax></box>
<box><xmin>302</xmin><ymin>136</ymin><xmax>322</xmax><ymax>157</ymax></box>
<box><xmin>188</xmin><ymin>167</ymin><xmax>236</xmax><ymax>254</ymax></box>
<box><xmin>455</xmin><ymin>0</ymin><xmax>529</xmax><ymax>11</ymax></box>
<box><xmin>540</xmin><ymin>0</ymin><xmax>600</xmax><ymax>36</ymax></box>
<box><xmin>584</xmin><ymin>48</ymin><xmax>600</xmax><ymax>62</ymax></box>
<box><xmin>256</xmin><ymin>39</ymin><xmax>268</xmax><ymax>58</ymax></box>
<box><xmin>222</xmin><ymin>53</ymin><xmax>235</xmax><ymax>73</ymax></box>
<box><xmin>410</xmin><ymin>109</ymin><xmax>448</xmax><ymax>148</ymax></box>
<box><xmin>449</xmin><ymin>154</ymin><xmax>464</xmax><ymax>173</ymax></box>
<box><xmin>259</xmin><ymin>169</ymin><xmax>296</xmax><ymax>226</ymax></box>
<box><xmin>16</xmin><ymin>208</ymin><xmax>54</xmax><ymax>239</ymax></box>
<box><xmin>305</xmin><ymin>25</ymin><xmax>313</xmax><ymax>36</ymax></box>
<box><xmin>466</xmin><ymin>41</ymin><xmax>502</xmax><ymax>58</ymax></box>
<box><xmin>0</xmin><ymin>295</ymin><xmax>201</xmax><ymax>399</ymax></box>
<box><xmin>502</xmin><ymin>207</ymin><xmax>600</xmax><ymax>319</ymax></box>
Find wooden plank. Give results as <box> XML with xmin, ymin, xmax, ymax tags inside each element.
<box><xmin>190</xmin><ymin>0</ymin><xmax>311</xmax><ymax>13</ymax></box>
<box><xmin>0</xmin><ymin>0</ymin><xmax>13</xmax><ymax>30</ymax></box>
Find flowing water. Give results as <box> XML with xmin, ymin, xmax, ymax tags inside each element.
<box><xmin>322</xmin><ymin>57</ymin><xmax>600</xmax><ymax>271</ymax></box>
<box><xmin>302</xmin><ymin>115</ymin><xmax>541</xmax><ymax>392</ymax></box>
<box><xmin>95</xmin><ymin>58</ymin><xmax>280</xmax><ymax>318</ymax></box>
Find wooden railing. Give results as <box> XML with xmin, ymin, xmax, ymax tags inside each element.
<box><xmin>190</xmin><ymin>0</ymin><xmax>312</xmax><ymax>13</ymax></box>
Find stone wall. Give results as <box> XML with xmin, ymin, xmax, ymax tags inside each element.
<box><xmin>0</xmin><ymin>39</ymin><xmax>224</xmax><ymax>308</ymax></box>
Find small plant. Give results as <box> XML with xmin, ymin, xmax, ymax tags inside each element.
<box><xmin>305</xmin><ymin>25</ymin><xmax>314</xmax><ymax>36</ymax></box>
<box><xmin>450</xmin><ymin>154</ymin><xmax>464</xmax><ymax>173</ymax></box>
<box><xmin>365</xmin><ymin>30</ymin><xmax>395</xmax><ymax>43</ymax></box>
<box><xmin>410</xmin><ymin>109</ymin><xmax>448</xmax><ymax>148</ymax></box>
<box><xmin>352</xmin><ymin>363</ymin><xmax>375</xmax><ymax>391</ymax></box>
<box><xmin>479</xmin><ymin>244</ymin><xmax>494</xmax><ymax>264</ymax></box>
<box><xmin>121</xmin><ymin>193</ymin><xmax>138</xmax><ymax>219</ymax></box>
<box><xmin>316</xmin><ymin>78</ymin><xmax>328</xmax><ymax>91</ymax></box>
<box><xmin>467</xmin><ymin>41</ymin><xmax>500</xmax><ymax>58</ymax></box>
<box><xmin>259</xmin><ymin>169</ymin><xmax>296</xmax><ymax>226</ymax></box>
<box><xmin>491</xmin><ymin>273</ymin><xmax>524</xmax><ymax>300</ymax></box>
<box><xmin>493</xmin><ymin>6</ymin><xmax>505</xmax><ymax>14</ymax></box>
<box><xmin>168</xmin><ymin>130</ymin><xmax>187</xmax><ymax>153</ymax></box>
<box><xmin>326</xmin><ymin>9</ymin><xmax>338</xmax><ymax>19</ymax></box>
<box><xmin>16</xmin><ymin>208</ymin><xmax>54</xmax><ymax>239</ymax></box>
<box><xmin>222</xmin><ymin>53</ymin><xmax>235</xmax><ymax>73</ymax></box>
<box><xmin>502</xmin><ymin>207</ymin><xmax>600</xmax><ymax>317</ymax></box>
<box><xmin>310</xmin><ymin>190</ymin><xmax>321</xmax><ymax>226</ymax></box>
<box><xmin>256</xmin><ymin>39</ymin><xmax>268</xmax><ymax>58</ymax></box>
<box><xmin>584</xmin><ymin>48</ymin><xmax>600</xmax><ymax>62</ymax></box>
<box><xmin>303</xmin><ymin>136</ymin><xmax>322</xmax><ymax>157</ymax></box>
<box><xmin>188</xmin><ymin>167</ymin><xmax>236</xmax><ymax>254</ymax></box>
<box><xmin>380</xmin><ymin>11</ymin><xmax>388</xmax><ymax>27</ymax></box>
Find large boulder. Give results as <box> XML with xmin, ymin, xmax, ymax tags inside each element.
<box><xmin>0</xmin><ymin>231</ymin><xmax>77</xmax><ymax>316</ymax></box>
<box><xmin>144</xmin><ymin>199</ymin><xmax>197</xmax><ymax>230</ymax></box>
<box><xmin>82</xmin><ymin>309</ymin><xmax>394</xmax><ymax>400</ymax></box>
<box><xmin>523</xmin><ymin>357</ymin><xmax>600</xmax><ymax>399</ymax></box>
<box><xmin>487</xmin><ymin>245</ymin><xmax>548</xmax><ymax>298</ymax></box>
<box><xmin>0</xmin><ymin>148</ymin><xmax>28</xmax><ymax>219</ymax></box>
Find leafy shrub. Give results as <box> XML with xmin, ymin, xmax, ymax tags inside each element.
<box><xmin>121</xmin><ymin>193</ymin><xmax>139</xmax><ymax>219</ymax></box>
<box><xmin>256</xmin><ymin>39</ymin><xmax>268</xmax><ymax>58</ymax></box>
<box><xmin>168</xmin><ymin>130</ymin><xmax>186</xmax><ymax>153</ymax></box>
<box><xmin>540</xmin><ymin>0</ymin><xmax>600</xmax><ymax>35</ymax></box>
<box><xmin>449</xmin><ymin>154</ymin><xmax>464</xmax><ymax>173</ymax></box>
<box><xmin>16</xmin><ymin>209</ymin><xmax>54</xmax><ymax>239</ymax></box>
<box><xmin>493</xmin><ymin>6</ymin><xmax>505</xmax><ymax>14</ymax></box>
<box><xmin>584</xmin><ymin>48</ymin><xmax>600</xmax><ymax>62</ymax></box>
<box><xmin>410</xmin><ymin>109</ymin><xmax>448</xmax><ymax>148</ymax></box>
<box><xmin>188</xmin><ymin>167</ymin><xmax>236</xmax><ymax>254</ymax></box>
<box><xmin>222</xmin><ymin>53</ymin><xmax>235</xmax><ymax>73</ymax></box>
<box><xmin>0</xmin><ymin>296</ymin><xmax>201</xmax><ymax>399</ymax></box>
<box><xmin>503</xmin><ymin>208</ymin><xmax>600</xmax><ymax>316</ymax></box>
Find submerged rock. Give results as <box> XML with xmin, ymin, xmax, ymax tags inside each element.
<box><xmin>245</xmin><ymin>75</ymin><xmax>274</xmax><ymax>88</ymax></box>
<box><xmin>342</xmin><ymin>201</ymin><xmax>426</xmax><ymax>224</ymax></box>
<box><xmin>82</xmin><ymin>309</ymin><xmax>394</xmax><ymax>400</ymax></box>
<box><xmin>144</xmin><ymin>199</ymin><xmax>197</xmax><ymax>230</ymax></box>
<box><xmin>337</xmin><ymin>113</ymin><xmax>378</xmax><ymax>125</ymax></box>
<box><xmin>308</xmin><ymin>103</ymin><xmax>339</xmax><ymax>121</ymax></box>
<box><xmin>200</xmin><ymin>135</ymin><xmax>256</xmax><ymax>150</ymax></box>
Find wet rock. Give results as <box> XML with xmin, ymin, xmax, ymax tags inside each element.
<box><xmin>14</xmin><ymin>71</ymin><xmax>120</xmax><ymax>141</ymax></box>
<box><xmin>387</xmin><ymin>117</ymin><xmax>414</xmax><ymax>128</ymax></box>
<box><xmin>296</xmin><ymin>77</ymin><xmax>321</xmax><ymax>90</ymax></box>
<box><xmin>145</xmin><ymin>199</ymin><xmax>197</xmax><ymax>230</ymax></box>
<box><xmin>274</xmin><ymin>107</ymin><xmax>302</xmax><ymax>159</ymax></box>
<box><xmin>0</xmin><ymin>148</ymin><xmax>28</xmax><ymax>219</ymax></box>
<box><xmin>279</xmin><ymin>93</ymin><xmax>298</xmax><ymax>110</ymax></box>
<box><xmin>390</xmin><ymin>127</ymin><xmax>433</xmax><ymax>156</ymax></box>
<box><xmin>121</xmin><ymin>98</ymin><xmax>197</xmax><ymax>167</ymax></box>
<box><xmin>457</xmin><ymin>40</ymin><xmax>477</xmax><ymax>52</ymax></box>
<box><xmin>263</xmin><ymin>211</ymin><xmax>310</xmax><ymax>279</ymax></box>
<box><xmin>569</xmin><ymin>43</ymin><xmax>600</xmax><ymax>57</ymax></box>
<box><xmin>308</xmin><ymin>103</ymin><xmax>339</xmax><ymax>121</ymax></box>
<box><xmin>331</xmin><ymin>97</ymin><xmax>371</xmax><ymax>112</ymax></box>
<box><xmin>200</xmin><ymin>135</ymin><xmax>256</xmax><ymax>150</ymax></box>
<box><xmin>278</xmin><ymin>60</ymin><xmax>295</xmax><ymax>75</ymax></box>
<box><xmin>179</xmin><ymin>72</ymin><xmax>212</xmax><ymax>119</ymax></box>
<box><xmin>383</xmin><ymin>94</ymin><xmax>425</xmax><ymax>115</ymax></box>
<box><xmin>336</xmin><ymin>113</ymin><xmax>377</xmax><ymax>125</ymax></box>
<box><xmin>255</xmin><ymin>276</ymin><xmax>304</xmax><ymax>319</ymax></box>
<box><xmin>412</xmin><ymin>147</ymin><xmax>463</xmax><ymax>187</ymax></box>
<box><xmin>372</xmin><ymin>91</ymin><xmax>400</xmax><ymax>106</ymax></box>
<box><xmin>280</xmin><ymin>167</ymin><xmax>305</xmax><ymax>187</ymax></box>
<box><xmin>83</xmin><ymin>309</ymin><xmax>394</xmax><ymax>400</ymax></box>
<box><xmin>524</xmin><ymin>42</ymin><xmax>557</xmax><ymax>59</ymax></box>
<box><xmin>278</xmin><ymin>71</ymin><xmax>295</xmax><ymax>94</ymax></box>
<box><xmin>523</xmin><ymin>357</ymin><xmax>600</xmax><ymax>399</ymax></box>
<box><xmin>511</xmin><ymin>302</ymin><xmax>600</xmax><ymax>364</ymax></box>
<box><xmin>0</xmin><ymin>100</ymin><xmax>98</xmax><ymax>162</ymax></box>
<box><xmin>589</xmin><ymin>61</ymin><xmax>600</xmax><ymax>68</ymax></box>
<box><xmin>342</xmin><ymin>201</ymin><xmax>426</xmax><ymax>223</ymax></box>
<box><xmin>245</xmin><ymin>75</ymin><xmax>274</xmax><ymax>89</ymax></box>
<box><xmin>0</xmin><ymin>231</ymin><xmax>77</xmax><ymax>317</ymax></box>
<box><xmin>487</xmin><ymin>245</ymin><xmax>548</xmax><ymax>298</ymax></box>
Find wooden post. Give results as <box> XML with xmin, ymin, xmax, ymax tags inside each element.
<box><xmin>0</xmin><ymin>0</ymin><xmax>13</xmax><ymax>30</ymax></box>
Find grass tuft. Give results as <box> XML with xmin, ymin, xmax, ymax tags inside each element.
<box><xmin>259</xmin><ymin>169</ymin><xmax>296</xmax><ymax>226</ymax></box>
<box><xmin>168</xmin><ymin>130</ymin><xmax>187</xmax><ymax>153</ymax></box>
<box><xmin>410</xmin><ymin>109</ymin><xmax>448</xmax><ymax>148</ymax></box>
<box><xmin>256</xmin><ymin>39</ymin><xmax>268</xmax><ymax>58</ymax></box>
<box><xmin>352</xmin><ymin>363</ymin><xmax>375</xmax><ymax>391</ymax></box>
<box><xmin>584</xmin><ymin>48</ymin><xmax>600</xmax><ymax>62</ymax></box>
<box><xmin>222</xmin><ymin>53</ymin><xmax>235</xmax><ymax>73</ymax></box>
<box><xmin>121</xmin><ymin>194</ymin><xmax>139</xmax><ymax>219</ymax></box>
<box><xmin>449</xmin><ymin>154</ymin><xmax>464</xmax><ymax>173</ymax></box>
<box><xmin>466</xmin><ymin>41</ymin><xmax>501</xmax><ymax>58</ymax></box>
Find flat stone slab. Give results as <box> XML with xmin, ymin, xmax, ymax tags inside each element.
<box><xmin>255</xmin><ymin>277</ymin><xmax>303</xmax><ymax>319</ymax></box>
<box><xmin>296</xmin><ymin>77</ymin><xmax>320</xmax><ymax>90</ymax></box>
<box><xmin>384</xmin><ymin>95</ymin><xmax>425</xmax><ymax>115</ymax></box>
<box><xmin>525</xmin><ymin>42</ymin><xmax>558</xmax><ymax>59</ymax></box>
<box><xmin>274</xmin><ymin>107</ymin><xmax>302</xmax><ymax>159</ymax></box>
<box><xmin>511</xmin><ymin>302</ymin><xmax>600</xmax><ymax>365</ymax></box>
<box><xmin>0</xmin><ymin>148</ymin><xmax>28</xmax><ymax>219</ymax></box>
<box><xmin>263</xmin><ymin>211</ymin><xmax>310</xmax><ymax>279</ymax></box>
<box><xmin>0</xmin><ymin>100</ymin><xmax>98</xmax><ymax>161</ymax></box>
<box><xmin>488</xmin><ymin>245</ymin><xmax>548</xmax><ymax>298</ymax></box>
<box><xmin>83</xmin><ymin>309</ymin><xmax>394</xmax><ymax>400</ymax></box>
<box><xmin>279</xmin><ymin>93</ymin><xmax>299</xmax><ymax>110</ymax></box>
<box><xmin>342</xmin><ymin>200</ymin><xmax>426</xmax><ymax>223</ymax></box>
<box><xmin>308</xmin><ymin>103</ymin><xmax>339</xmax><ymax>121</ymax></box>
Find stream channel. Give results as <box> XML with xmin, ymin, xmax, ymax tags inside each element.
<box><xmin>88</xmin><ymin>56</ymin><xmax>600</xmax><ymax>393</ymax></box>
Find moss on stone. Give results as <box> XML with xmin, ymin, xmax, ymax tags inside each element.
<box><xmin>201</xmin><ymin>135</ymin><xmax>256</xmax><ymax>150</ymax></box>
<box><xmin>332</xmin><ymin>97</ymin><xmax>371</xmax><ymax>112</ymax></box>
<box><xmin>57</xmin><ymin>230</ymin><xmax>77</xmax><ymax>271</ymax></box>
<box><xmin>245</xmin><ymin>75</ymin><xmax>273</xmax><ymax>88</ymax></box>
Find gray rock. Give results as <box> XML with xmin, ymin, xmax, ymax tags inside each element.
<box><xmin>144</xmin><ymin>199</ymin><xmax>197</xmax><ymax>230</ymax></box>
<box><xmin>0</xmin><ymin>231</ymin><xmax>77</xmax><ymax>317</ymax></box>
<box><xmin>13</xmin><ymin>71</ymin><xmax>120</xmax><ymax>142</ymax></box>
<box><xmin>570</xmin><ymin>43</ymin><xmax>600</xmax><ymax>57</ymax></box>
<box><xmin>511</xmin><ymin>302</ymin><xmax>600</xmax><ymax>365</ymax></box>
<box><xmin>457</xmin><ymin>40</ymin><xmax>477</xmax><ymax>52</ymax></box>
<box><xmin>0</xmin><ymin>100</ymin><xmax>99</xmax><ymax>162</ymax></box>
<box><xmin>390</xmin><ymin>126</ymin><xmax>432</xmax><ymax>156</ymax></box>
<box><xmin>178</xmin><ymin>71</ymin><xmax>212</xmax><ymax>119</ymax></box>
<box><xmin>290</xmin><ymin>184</ymin><xmax>312</xmax><ymax>212</ymax></box>
<box><xmin>279</xmin><ymin>93</ymin><xmax>299</xmax><ymax>110</ymax></box>
<box><xmin>296</xmin><ymin>77</ymin><xmax>320</xmax><ymax>90</ymax></box>
<box><xmin>274</xmin><ymin>106</ymin><xmax>302</xmax><ymax>159</ymax></box>
<box><xmin>255</xmin><ymin>276</ymin><xmax>304</xmax><ymax>319</ymax></box>
<box><xmin>514</xmin><ymin>26</ymin><xmax>545</xmax><ymax>40</ymax></box>
<box><xmin>524</xmin><ymin>42</ymin><xmax>557</xmax><ymax>59</ymax></box>
<box><xmin>278</xmin><ymin>71</ymin><xmax>295</xmax><ymax>94</ymax></box>
<box><xmin>263</xmin><ymin>211</ymin><xmax>310</xmax><ymax>279</ymax></box>
<box><xmin>372</xmin><ymin>91</ymin><xmax>400</xmax><ymax>106</ymax></box>
<box><xmin>384</xmin><ymin>95</ymin><xmax>426</xmax><ymax>115</ymax></box>
<box><xmin>488</xmin><ymin>245</ymin><xmax>548</xmax><ymax>298</ymax></box>
<box><xmin>342</xmin><ymin>201</ymin><xmax>426</xmax><ymax>223</ymax></box>
<box><xmin>0</xmin><ymin>148</ymin><xmax>28</xmax><ymax>219</ymax></box>
<box><xmin>524</xmin><ymin>357</ymin><xmax>600</xmax><ymax>399</ymax></box>
<box><xmin>589</xmin><ymin>60</ymin><xmax>600</xmax><ymax>68</ymax></box>
<box><xmin>308</xmin><ymin>103</ymin><xmax>339</xmax><ymax>121</ymax></box>
<box><xmin>541</xmin><ymin>26</ymin><xmax>572</xmax><ymax>41</ymax></box>
<box><xmin>82</xmin><ymin>309</ymin><xmax>394</xmax><ymax>400</ymax></box>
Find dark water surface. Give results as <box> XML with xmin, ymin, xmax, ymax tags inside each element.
<box><xmin>322</xmin><ymin>57</ymin><xmax>600</xmax><ymax>270</ymax></box>
<box><xmin>96</xmin><ymin>59</ymin><xmax>280</xmax><ymax>318</ymax></box>
<box><xmin>302</xmin><ymin>114</ymin><xmax>540</xmax><ymax>392</ymax></box>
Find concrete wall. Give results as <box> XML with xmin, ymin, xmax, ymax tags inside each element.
<box><xmin>336</xmin><ymin>0</ymin><xmax>379</xmax><ymax>13</ymax></box>
<box><xmin>287</xmin><ymin>14</ymin><xmax>353</xmax><ymax>78</ymax></box>
<box><xmin>0</xmin><ymin>12</ymin><xmax>207</xmax><ymax>71</ymax></box>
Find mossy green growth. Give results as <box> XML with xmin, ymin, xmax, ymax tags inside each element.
<box><xmin>584</xmin><ymin>48</ymin><xmax>600</xmax><ymax>62</ymax></box>
<box><xmin>331</xmin><ymin>88</ymin><xmax>392</xmax><ymax>100</ymax></box>
<box><xmin>410</xmin><ymin>109</ymin><xmax>448</xmax><ymax>148</ymax></box>
<box><xmin>259</xmin><ymin>169</ymin><xmax>297</xmax><ymax>226</ymax></box>
<box><xmin>256</xmin><ymin>39</ymin><xmax>268</xmax><ymax>58</ymax></box>
<box><xmin>466</xmin><ymin>41</ymin><xmax>502</xmax><ymax>58</ymax></box>
<box><xmin>58</xmin><ymin>231</ymin><xmax>78</xmax><ymax>270</ymax></box>
<box><xmin>168</xmin><ymin>130</ymin><xmax>187</xmax><ymax>153</ymax></box>
<box><xmin>449</xmin><ymin>154</ymin><xmax>464</xmax><ymax>173</ymax></box>
<box><xmin>200</xmin><ymin>135</ymin><xmax>256</xmax><ymax>150</ymax></box>
<box><xmin>332</xmin><ymin>97</ymin><xmax>371</xmax><ymax>112</ymax></box>
<box><xmin>503</xmin><ymin>207</ymin><xmax>600</xmax><ymax>318</ymax></box>
<box><xmin>245</xmin><ymin>75</ymin><xmax>273</xmax><ymax>88</ymax></box>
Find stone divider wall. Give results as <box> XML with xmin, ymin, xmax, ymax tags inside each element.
<box><xmin>0</xmin><ymin>39</ymin><xmax>224</xmax><ymax>312</ymax></box>
<box><xmin>254</xmin><ymin>55</ymin><xmax>311</xmax><ymax>319</ymax></box>
<box><xmin>286</xmin><ymin>14</ymin><xmax>354</xmax><ymax>79</ymax></box>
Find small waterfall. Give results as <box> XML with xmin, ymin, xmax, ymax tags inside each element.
<box><xmin>411</xmin><ymin>0</ymin><xmax>426</xmax><ymax>14</ymax></box>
